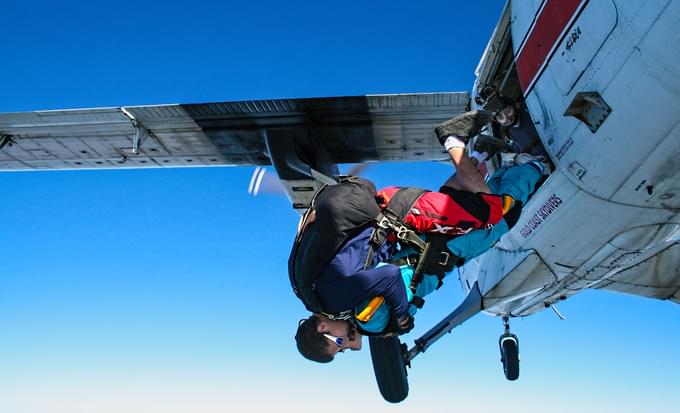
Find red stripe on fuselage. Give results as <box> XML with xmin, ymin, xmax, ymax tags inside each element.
<box><xmin>516</xmin><ymin>0</ymin><xmax>584</xmax><ymax>93</ymax></box>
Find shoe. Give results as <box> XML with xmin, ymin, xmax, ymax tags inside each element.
<box><xmin>473</xmin><ymin>134</ymin><xmax>510</xmax><ymax>158</ymax></box>
<box><xmin>434</xmin><ymin>110</ymin><xmax>494</xmax><ymax>145</ymax></box>
<box><xmin>514</xmin><ymin>153</ymin><xmax>551</xmax><ymax>175</ymax></box>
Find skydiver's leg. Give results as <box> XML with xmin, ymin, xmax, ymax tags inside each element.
<box><xmin>487</xmin><ymin>163</ymin><xmax>543</xmax><ymax>205</ymax></box>
<box><xmin>435</xmin><ymin>111</ymin><xmax>495</xmax><ymax>194</ymax></box>
<box><xmin>446</xmin><ymin>219</ymin><xmax>510</xmax><ymax>262</ymax></box>
<box><xmin>443</xmin><ymin>146</ymin><xmax>491</xmax><ymax>194</ymax></box>
<box><xmin>443</xmin><ymin>163</ymin><xmax>543</xmax><ymax>266</ymax></box>
<box><xmin>441</xmin><ymin>173</ymin><xmax>461</xmax><ymax>190</ymax></box>
<box><xmin>441</xmin><ymin>150</ymin><xmax>488</xmax><ymax>191</ymax></box>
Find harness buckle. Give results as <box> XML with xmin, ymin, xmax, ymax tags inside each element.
<box><xmin>396</xmin><ymin>225</ymin><xmax>411</xmax><ymax>240</ymax></box>
<box><xmin>377</xmin><ymin>216</ymin><xmax>392</xmax><ymax>230</ymax></box>
<box><xmin>438</xmin><ymin>251</ymin><xmax>450</xmax><ymax>266</ymax></box>
<box><xmin>322</xmin><ymin>310</ymin><xmax>353</xmax><ymax>321</ymax></box>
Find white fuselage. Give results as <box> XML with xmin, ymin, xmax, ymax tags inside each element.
<box><xmin>462</xmin><ymin>0</ymin><xmax>680</xmax><ymax>316</ymax></box>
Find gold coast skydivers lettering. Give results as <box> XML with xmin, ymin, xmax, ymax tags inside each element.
<box><xmin>520</xmin><ymin>194</ymin><xmax>563</xmax><ymax>239</ymax></box>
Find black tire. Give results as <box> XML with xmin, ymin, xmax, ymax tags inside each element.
<box><xmin>369</xmin><ymin>336</ymin><xmax>409</xmax><ymax>403</ymax></box>
<box><xmin>499</xmin><ymin>333</ymin><xmax>519</xmax><ymax>381</ymax></box>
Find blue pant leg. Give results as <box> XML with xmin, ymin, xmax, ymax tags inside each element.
<box><xmin>446</xmin><ymin>220</ymin><xmax>510</xmax><ymax>262</ymax></box>
<box><xmin>487</xmin><ymin>163</ymin><xmax>541</xmax><ymax>204</ymax></box>
<box><xmin>445</xmin><ymin>164</ymin><xmax>539</xmax><ymax>263</ymax></box>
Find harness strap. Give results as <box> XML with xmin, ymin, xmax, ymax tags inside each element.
<box><xmin>390</xmin><ymin>254</ymin><xmax>421</xmax><ymax>267</ymax></box>
<box><xmin>365</xmin><ymin>187</ymin><xmax>427</xmax><ymax>268</ymax></box>
<box><xmin>410</xmin><ymin>241</ymin><xmax>431</xmax><ymax>293</ymax></box>
<box><xmin>408</xmin><ymin>234</ymin><xmax>460</xmax><ymax>293</ymax></box>
<box><xmin>382</xmin><ymin>187</ymin><xmax>428</xmax><ymax>223</ymax></box>
<box><xmin>320</xmin><ymin>310</ymin><xmax>354</xmax><ymax>321</ymax></box>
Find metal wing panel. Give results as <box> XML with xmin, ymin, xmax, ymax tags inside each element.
<box><xmin>0</xmin><ymin>93</ymin><xmax>469</xmax><ymax>172</ymax></box>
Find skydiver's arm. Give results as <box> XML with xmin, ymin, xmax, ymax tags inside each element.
<box><xmin>335</xmin><ymin>264</ymin><xmax>410</xmax><ymax>319</ymax></box>
<box><xmin>357</xmin><ymin>266</ymin><xmax>440</xmax><ymax>334</ymax></box>
<box><xmin>443</xmin><ymin>146</ymin><xmax>491</xmax><ymax>194</ymax></box>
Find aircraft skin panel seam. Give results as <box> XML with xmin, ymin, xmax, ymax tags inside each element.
<box><xmin>589</xmin><ymin>242</ymin><xmax>680</xmax><ymax>292</ymax></box>
<box><xmin>670</xmin><ymin>286</ymin><xmax>680</xmax><ymax>303</ymax></box>
<box><xmin>595</xmin><ymin>279</ymin><xmax>680</xmax><ymax>292</ymax></box>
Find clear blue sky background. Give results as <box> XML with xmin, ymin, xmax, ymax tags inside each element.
<box><xmin>1</xmin><ymin>1</ymin><xmax>678</xmax><ymax>412</ymax></box>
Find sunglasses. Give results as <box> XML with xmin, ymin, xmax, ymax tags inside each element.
<box><xmin>323</xmin><ymin>333</ymin><xmax>345</xmax><ymax>348</ymax></box>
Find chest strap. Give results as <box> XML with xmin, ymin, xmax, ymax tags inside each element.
<box><xmin>320</xmin><ymin>309</ymin><xmax>354</xmax><ymax>321</ymax></box>
<box><xmin>364</xmin><ymin>187</ymin><xmax>427</xmax><ymax>270</ymax></box>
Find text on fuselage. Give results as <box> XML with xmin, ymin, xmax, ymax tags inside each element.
<box><xmin>520</xmin><ymin>194</ymin><xmax>564</xmax><ymax>239</ymax></box>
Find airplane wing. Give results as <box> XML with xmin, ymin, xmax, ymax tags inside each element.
<box><xmin>0</xmin><ymin>93</ymin><xmax>467</xmax><ymax>170</ymax></box>
<box><xmin>1</xmin><ymin>93</ymin><xmax>468</xmax><ymax>211</ymax></box>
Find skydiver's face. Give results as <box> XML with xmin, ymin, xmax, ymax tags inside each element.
<box><xmin>316</xmin><ymin>318</ymin><xmax>363</xmax><ymax>357</ymax></box>
<box><xmin>495</xmin><ymin>105</ymin><xmax>516</xmax><ymax>127</ymax></box>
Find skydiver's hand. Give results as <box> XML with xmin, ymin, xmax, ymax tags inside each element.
<box><xmin>382</xmin><ymin>314</ymin><xmax>415</xmax><ymax>337</ymax></box>
<box><xmin>397</xmin><ymin>314</ymin><xmax>415</xmax><ymax>335</ymax></box>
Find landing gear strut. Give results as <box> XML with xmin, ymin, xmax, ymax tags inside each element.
<box><xmin>499</xmin><ymin>316</ymin><xmax>519</xmax><ymax>380</ymax></box>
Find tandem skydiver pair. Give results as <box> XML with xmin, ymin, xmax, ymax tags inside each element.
<box><xmin>288</xmin><ymin>110</ymin><xmax>550</xmax><ymax>363</ymax></box>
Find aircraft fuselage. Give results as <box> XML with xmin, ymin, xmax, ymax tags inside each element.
<box><xmin>461</xmin><ymin>0</ymin><xmax>680</xmax><ymax>316</ymax></box>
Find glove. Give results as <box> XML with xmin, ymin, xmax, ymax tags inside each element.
<box><xmin>382</xmin><ymin>314</ymin><xmax>415</xmax><ymax>337</ymax></box>
<box><xmin>397</xmin><ymin>314</ymin><xmax>415</xmax><ymax>335</ymax></box>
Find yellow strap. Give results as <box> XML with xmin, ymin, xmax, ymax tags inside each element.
<box><xmin>502</xmin><ymin>195</ymin><xmax>515</xmax><ymax>215</ymax></box>
<box><xmin>355</xmin><ymin>296</ymin><xmax>385</xmax><ymax>323</ymax></box>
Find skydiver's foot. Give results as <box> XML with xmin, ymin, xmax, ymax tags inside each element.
<box><xmin>434</xmin><ymin>110</ymin><xmax>494</xmax><ymax>146</ymax></box>
<box><xmin>474</xmin><ymin>134</ymin><xmax>510</xmax><ymax>158</ymax></box>
<box><xmin>514</xmin><ymin>153</ymin><xmax>552</xmax><ymax>175</ymax></box>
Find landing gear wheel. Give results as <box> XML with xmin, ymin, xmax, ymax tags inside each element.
<box><xmin>369</xmin><ymin>336</ymin><xmax>409</xmax><ymax>403</ymax></box>
<box><xmin>499</xmin><ymin>333</ymin><xmax>519</xmax><ymax>380</ymax></box>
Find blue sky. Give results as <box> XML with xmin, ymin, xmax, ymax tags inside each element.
<box><xmin>1</xmin><ymin>1</ymin><xmax>678</xmax><ymax>412</ymax></box>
